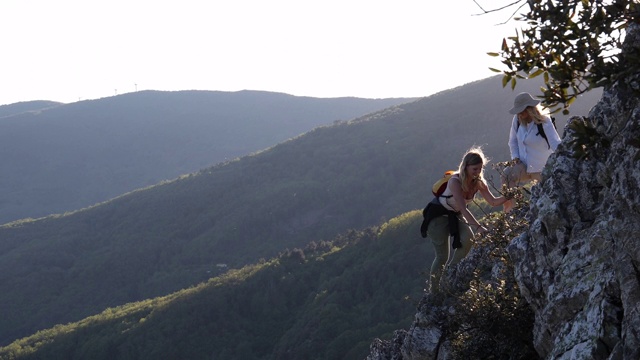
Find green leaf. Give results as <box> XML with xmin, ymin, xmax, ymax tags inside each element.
<box><xmin>529</xmin><ymin>69</ymin><xmax>544</xmax><ymax>78</ymax></box>
<box><xmin>502</xmin><ymin>76</ymin><xmax>510</xmax><ymax>87</ymax></box>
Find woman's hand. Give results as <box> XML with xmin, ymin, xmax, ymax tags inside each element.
<box><xmin>475</xmin><ymin>225</ymin><xmax>488</xmax><ymax>235</ymax></box>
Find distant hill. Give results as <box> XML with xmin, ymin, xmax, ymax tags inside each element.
<box><xmin>0</xmin><ymin>90</ymin><xmax>414</xmax><ymax>224</ymax></box>
<box><xmin>0</xmin><ymin>212</ymin><xmax>428</xmax><ymax>360</ymax></box>
<box><xmin>0</xmin><ymin>100</ymin><xmax>62</xmax><ymax>118</ymax></box>
<box><xmin>0</xmin><ymin>76</ymin><xmax>603</xmax><ymax>345</ymax></box>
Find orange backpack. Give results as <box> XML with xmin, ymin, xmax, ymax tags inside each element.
<box><xmin>432</xmin><ymin>170</ymin><xmax>455</xmax><ymax>197</ymax></box>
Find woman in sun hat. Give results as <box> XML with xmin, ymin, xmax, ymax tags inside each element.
<box><xmin>502</xmin><ymin>92</ymin><xmax>561</xmax><ymax>212</ymax></box>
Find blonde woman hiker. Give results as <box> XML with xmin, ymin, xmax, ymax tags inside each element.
<box><xmin>502</xmin><ymin>92</ymin><xmax>561</xmax><ymax>212</ymax></box>
<box><xmin>420</xmin><ymin>147</ymin><xmax>509</xmax><ymax>293</ymax></box>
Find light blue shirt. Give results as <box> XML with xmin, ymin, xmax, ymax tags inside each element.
<box><xmin>508</xmin><ymin>115</ymin><xmax>561</xmax><ymax>173</ymax></box>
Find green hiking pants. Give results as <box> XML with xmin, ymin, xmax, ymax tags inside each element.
<box><xmin>428</xmin><ymin>214</ymin><xmax>473</xmax><ymax>292</ymax></box>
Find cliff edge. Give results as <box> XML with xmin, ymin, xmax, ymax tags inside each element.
<box><xmin>368</xmin><ymin>23</ymin><xmax>640</xmax><ymax>360</ymax></box>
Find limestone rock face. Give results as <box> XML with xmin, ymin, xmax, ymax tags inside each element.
<box><xmin>366</xmin><ymin>22</ymin><xmax>640</xmax><ymax>360</ymax></box>
<box><xmin>508</xmin><ymin>23</ymin><xmax>640</xmax><ymax>359</ymax></box>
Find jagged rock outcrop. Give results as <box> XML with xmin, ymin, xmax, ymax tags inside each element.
<box><xmin>508</xmin><ymin>22</ymin><xmax>640</xmax><ymax>359</ymax></box>
<box><xmin>367</xmin><ymin>22</ymin><xmax>640</xmax><ymax>360</ymax></box>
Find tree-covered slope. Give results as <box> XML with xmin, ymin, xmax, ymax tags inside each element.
<box><xmin>0</xmin><ymin>76</ymin><xmax>602</xmax><ymax>345</ymax></box>
<box><xmin>0</xmin><ymin>211</ymin><xmax>429</xmax><ymax>360</ymax></box>
<box><xmin>0</xmin><ymin>90</ymin><xmax>413</xmax><ymax>224</ymax></box>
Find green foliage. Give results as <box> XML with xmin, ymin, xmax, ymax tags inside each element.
<box><xmin>449</xmin><ymin>277</ymin><xmax>535</xmax><ymax>359</ymax></box>
<box><xmin>377</xmin><ymin>210</ymin><xmax>421</xmax><ymax>239</ymax></box>
<box><xmin>0</xmin><ymin>212</ymin><xmax>433</xmax><ymax>360</ymax></box>
<box><xmin>492</xmin><ymin>0</ymin><xmax>639</xmax><ymax>114</ymax></box>
<box><xmin>566</xmin><ymin>117</ymin><xmax>612</xmax><ymax>160</ymax></box>
<box><xmin>445</xmin><ymin>207</ymin><xmax>536</xmax><ymax>359</ymax></box>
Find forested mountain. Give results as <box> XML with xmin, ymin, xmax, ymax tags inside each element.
<box><xmin>0</xmin><ymin>76</ymin><xmax>602</xmax><ymax>347</ymax></box>
<box><xmin>0</xmin><ymin>90</ymin><xmax>413</xmax><ymax>224</ymax></box>
<box><xmin>0</xmin><ymin>212</ymin><xmax>428</xmax><ymax>360</ymax></box>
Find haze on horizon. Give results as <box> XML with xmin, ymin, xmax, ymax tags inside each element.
<box><xmin>0</xmin><ymin>0</ymin><xmax>514</xmax><ymax>106</ymax></box>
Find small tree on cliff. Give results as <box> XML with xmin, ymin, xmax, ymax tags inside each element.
<box><xmin>479</xmin><ymin>0</ymin><xmax>639</xmax><ymax>114</ymax></box>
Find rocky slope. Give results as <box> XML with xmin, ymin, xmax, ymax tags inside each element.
<box><xmin>509</xmin><ymin>22</ymin><xmax>640</xmax><ymax>359</ymax></box>
<box><xmin>367</xmin><ymin>23</ymin><xmax>640</xmax><ymax>360</ymax></box>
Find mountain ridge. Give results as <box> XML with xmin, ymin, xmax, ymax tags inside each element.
<box><xmin>0</xmin><ymin>100</ymin><xmax>63</xmax><ymax>118</ymax></box>
<box><xmin>0</xmin><ymin>90</ymin><xmax>414</xmax><ymax>224</ymax></box>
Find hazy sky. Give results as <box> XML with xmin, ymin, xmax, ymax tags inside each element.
<box><xmin>0</xmin><ymin>1</ymin><xmax>518</xmax><ymax>106</ymax></box>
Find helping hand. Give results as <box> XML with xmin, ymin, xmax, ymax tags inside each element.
<box><xmin>475</xmin><ymin>225</ymin><xmax>488</xmax><ymax>235</ymax></box>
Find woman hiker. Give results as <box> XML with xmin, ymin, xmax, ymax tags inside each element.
<box><xmin>502</xmin><ymin>92</ymin><xmax>561</xmax><ymax>212</ymax></box>
<box><xmin>421</xmin><ymin>147</ymin><xmax>509</xmax><ymax>293</ymax></box>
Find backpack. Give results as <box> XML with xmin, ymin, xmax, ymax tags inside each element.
<box><xmin>516</xmin><ymin>116</ymin><xmax>556</xmax><ymax>149</ymax></box>
<box><xmin>432</xmin><ymin>170</ymin><xmax>455</xmax><ymax>198</ymax></box>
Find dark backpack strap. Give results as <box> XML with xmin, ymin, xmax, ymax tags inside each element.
<box><xmin>516</xmin><ymin>116</ymin><xmax>555</xmax><ymax>149</ymax></box>
<box><xmin>520</xmin><ymin>120</ymin><xmax>551</xmax><ymax>149</ymax></box>
<box><xmin>536</xmin><ymin>123</ymin><xmax>550</xmax><ymax>149</ymax></box>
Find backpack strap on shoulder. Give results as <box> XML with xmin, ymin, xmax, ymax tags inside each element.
<box><xmin>536</xmin><ymin>116</ymin><xmax>556</xmax><ymax>149</ymax></box>
<box><xmin>536</xmin><ymin>123</ymin><xmax>550</xmax><ymax>149</ymax></box>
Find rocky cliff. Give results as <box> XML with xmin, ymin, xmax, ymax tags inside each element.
<box><xmin>509</xmin><ymin>22</ymin><xmax>640</xmax><ymax>359</ymax></box>
<box><xmin>367</xmin><ymin>23</ymin><xmax>640</xmax><ymax>360</ymax></box>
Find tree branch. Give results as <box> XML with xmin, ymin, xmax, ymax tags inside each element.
<box><xmin>471</xmin><ymin>0</ymin><xmax>525</xmax><ymax>15</ymax></box>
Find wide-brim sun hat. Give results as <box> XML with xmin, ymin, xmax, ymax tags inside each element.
<box><xmin>509</xmin><ymin>92</ymin><xmax>541</xmax><ymax>114</ymax></box>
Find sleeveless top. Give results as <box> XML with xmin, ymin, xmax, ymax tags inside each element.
<box><xmin>438</xmin><ymin>174</ymin><xmax>477</xmax><ymax>212</ymax></box>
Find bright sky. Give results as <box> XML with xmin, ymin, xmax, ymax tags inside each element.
<box><xmin>0</xmin><ymin>1</ymin><xmax>518</xmax><ymax>106</ymax></box>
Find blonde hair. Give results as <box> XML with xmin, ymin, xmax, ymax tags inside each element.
<box><xmin>518</xmin><ymin>104</ymin><xmax>549</xmax><ymax>127</ymax></box>
<box><xmin>457</xmin><ymin>147</ymin><xmax>488</xmax><ymax>192</ymax></box>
